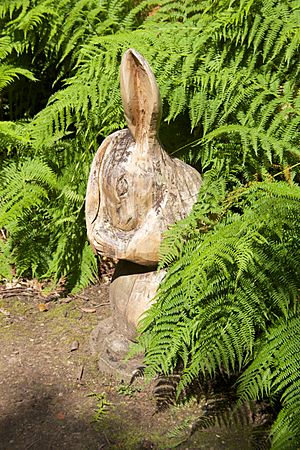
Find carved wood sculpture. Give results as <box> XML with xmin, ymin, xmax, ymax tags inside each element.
<box><xmin>86</xmin><ymin>49</ymin><xmax>201</xmax><ymax>372</ymax></box>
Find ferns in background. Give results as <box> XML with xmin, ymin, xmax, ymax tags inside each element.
<box><xmin>0</xmin><ymin>142</ymin><xmax>98</xmax><ymax>292</ymax></box>
<box><xmin>0</xmin><ymin>0</ymin><xmax>147</xmax><ymax>286</ymax></box>
<box><xmin>0</xmin><ymin>2</ymin><xmax>298</xmax><ymax>283</ymax></box>
<box><xmin>24</xmin><ymin>0</ymin><xmax>300</xmax><ymax>177</ymax></box>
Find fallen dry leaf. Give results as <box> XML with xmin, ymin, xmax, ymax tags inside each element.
<box><xmin>70</xmin><ymin>340</ymin><xmax>79</xmax><ymax>351</ymax></box>
<box><xmin>80</xmin><ymin>307</ymin><xmax>96</xmax><ymax>313</ymax></box>
<box><xmin>56</xmin><ymin>411</ymin><xmax>65</xmax><ymax>420</ymax></box>
<box><xmin>37</xmin><ymin>303</ymin><xmax>48</xmax><ymax>312</ymax></box>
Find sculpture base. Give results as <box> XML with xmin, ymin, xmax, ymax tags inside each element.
<box><xmin>110</xmin><ymin>261</ymin><xmax>165</xmax><ymax>340</ymax></box>
<box><xmin>89</xmin><ymin>262</ymin><xmax>165</xmax><ymax>380</ymax></box>
<box><xmin>90</xmin><ymin>317</ymin><xmax>144</xmax><ymax>381</ymax></box>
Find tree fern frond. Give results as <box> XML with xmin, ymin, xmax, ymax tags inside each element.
<box><xmin>71</xmin><ymin>242</ymin><xmax>98</xmax><ymax>293</ymax></box>
<box><xmin>0</xmin><ymin>35</ymin><xmax>13</xmax><ymax>59</ymax></box>
<box><xmin>141</xmin><ymin>179</ymin><xmax>300</xmax><ymax>387</ymax></box>
<box><xmin>237</xmin><ymin>314</ymin><xmax>300</xmax><ymax>449</ymax></box>
<box><xmin>0</xmin><ymin>64</ymin><xmax>37</xmax><ymax>91</ymax></box>
<box><xmin>0</xmin><ymin>121</ymin><xmax>30</xmax><ymax>153</ymax></box>
<box><xmin>9</xmin><ymin>0</ymin><xmax>57</xmax><ymax>38</ymax></box>
<box><xmin>0</xmin><ymin>158</ymin><xmax>57</xmax><ymax>227</ymax></box>
<box><xmin>0</xmin><ymin>0</ymin><xmax>29</xmax><ymax>20</ymax></box>
<box><xmin>15</xmin><ymin>0</ymin><xmax>297</xmax><ymax>180</ymax></box>
<box><xmin>0</xmin><ymin>239</ymin><xmax>14</xmax><ymax>280</ymax></box>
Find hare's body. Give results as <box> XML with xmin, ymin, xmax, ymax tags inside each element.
<box><xmin>86</xmin><ymin>129</ymin><xmax>200</xmax><ymax>265</ymax></box>
<box><xmin>86</xmin><ymin>49</ymin><xmax>201</xmax><ymax>369</ymax></box>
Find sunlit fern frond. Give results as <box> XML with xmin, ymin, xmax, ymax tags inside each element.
<box><xmin>237</xmin><ymin>313</ymin><xmax>300</xmax><ymax>449</ymax></box>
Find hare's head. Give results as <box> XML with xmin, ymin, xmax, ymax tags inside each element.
<box><xmin>86</xmin><ymin>49</ymin><xmax>201</xmax><ymax>265</ymax></box>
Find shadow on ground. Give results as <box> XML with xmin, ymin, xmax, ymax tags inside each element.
<box><xmin>0</xmin><ymin>376</ymin><xmax>163</xmax><ymax>450</ymax></box>
<box><xmin>0</xmin><ymin>381</ymin><xmax>104</xmax><ymax>450</ymax></box>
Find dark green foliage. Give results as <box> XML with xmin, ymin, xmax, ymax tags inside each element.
<box><xmin>0</xmin><ymin>144</ymin><xmax>98</xmax><ymax>292</ymax></box>
<box><xmin>22</xmin><ymin>0</ymin><xmax>300</xmax><ymax>176</ymax></box>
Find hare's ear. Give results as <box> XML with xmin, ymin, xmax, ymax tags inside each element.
<box><xmin>120</xmin><ymin>48</ymin><xmax>161</xmax><ymax>143</ymax></box>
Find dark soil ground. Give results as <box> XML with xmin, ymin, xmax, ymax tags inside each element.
<box><xmin>0</xmin><ymin>280</ymin><xmax>271</xmax><ymax>450</ymax></box>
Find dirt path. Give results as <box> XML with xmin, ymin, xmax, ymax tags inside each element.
<box><xmin>0</xmin><ymin>282</ymin><xmax>270</xmax><ymax>450</ymax></box>
<box><xmin>0</xmin><ymin>282</ymin><xmax>195</xmax><ymax>450</ymax></box>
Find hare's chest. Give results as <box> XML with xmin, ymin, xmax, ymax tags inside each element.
<box><xmin>99</xmin><ymin>140</ymin><xmax>158</xmax><ymax>232</ymax></box>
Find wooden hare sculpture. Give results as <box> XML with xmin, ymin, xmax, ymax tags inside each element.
<box><xmin>86</xmin><ymin>49</ymin><xmax>201</xmax><ymax>362</ymax></box>
<box><xmin>86</xmin><ymin>49</ymin><xmax>201</xmax><ymax>267</ymax></box>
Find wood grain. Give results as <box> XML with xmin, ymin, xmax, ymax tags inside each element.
<box><xmin>86</xmin><ymin>49</ymin><xmax>201</xmax><ymax>266</ymax></box>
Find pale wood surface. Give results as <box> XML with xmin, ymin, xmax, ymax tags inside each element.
<box><xmin>109</xmin><ymin>261</ymin><xmax>166</xmax><ymax>340</ymax></box>
<box><xmin>86</xmin><ymin>48</ymin><xmax>201</xmax><ymax>266</ymax></box>
<box><xmin>86</xmin><ymin>49</ymin><xmax>201</xmax><ymax>343</ymax></box>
